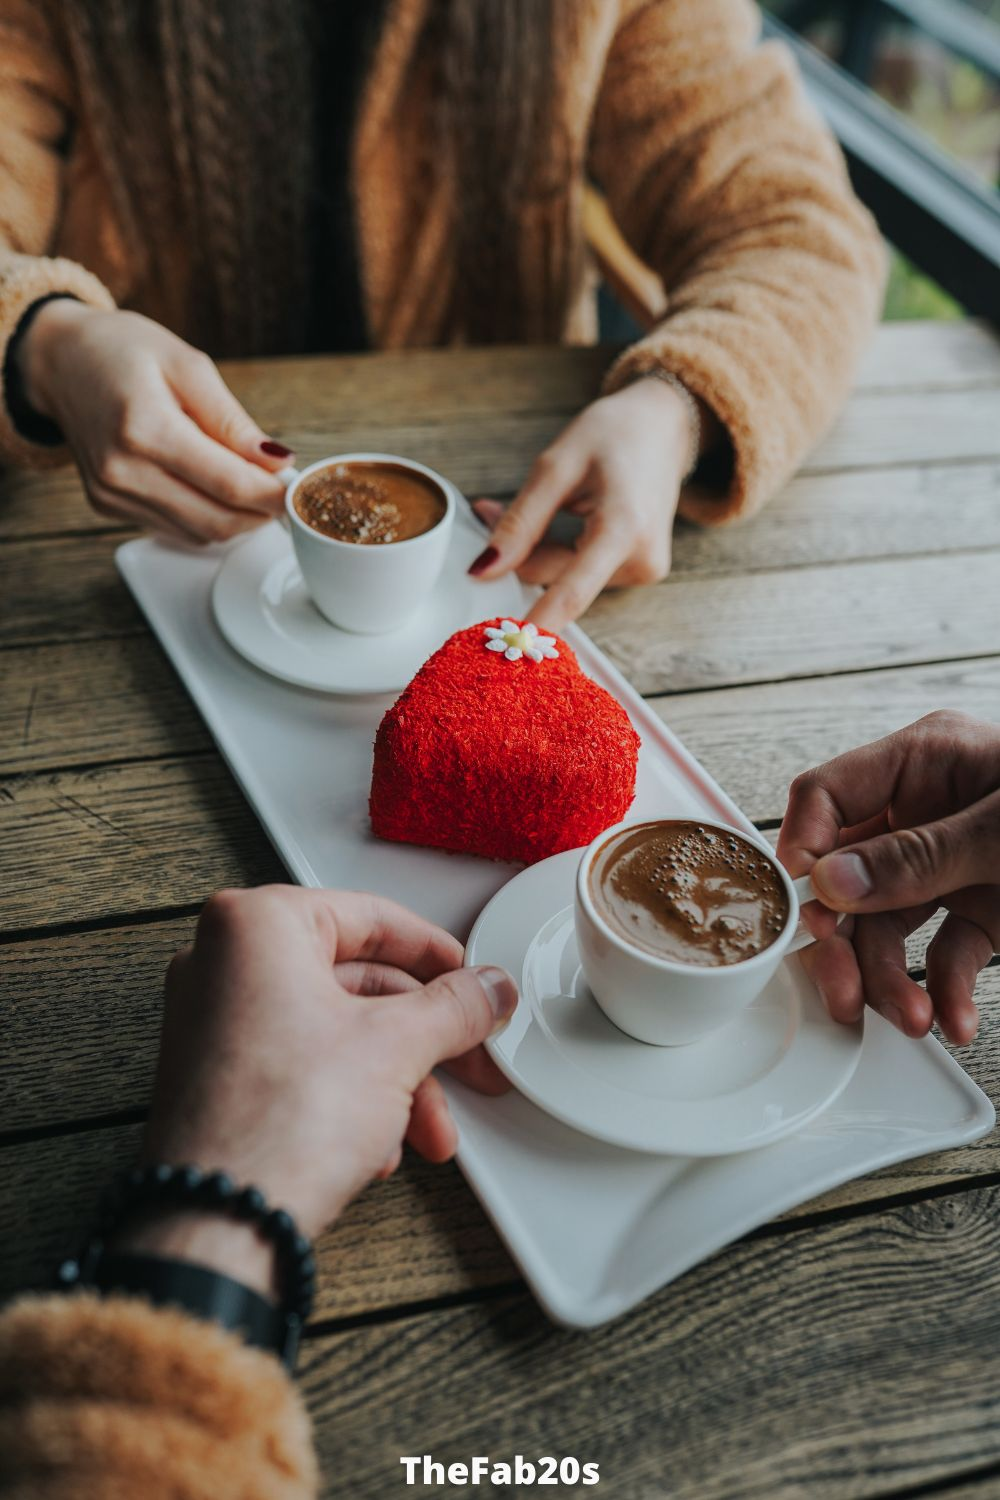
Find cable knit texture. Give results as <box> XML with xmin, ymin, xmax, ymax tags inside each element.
<box><xmin>0</xmin><ymin>0</ymin><xmax>885</xmax><ymax>518</ymax></box>
<box><xmin>0</xmin><ymin>1293</ymin><xmax>318</xmax><ymax>1499</ymax></box>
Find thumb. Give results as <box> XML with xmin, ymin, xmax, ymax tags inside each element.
<box><xmin>379</xmin><ymin>965</ymin><xmax>518</xmax><ymax>1077</ymax></box>
<box><xmin>169</xmin><ymin>348</ymin><xmax>294</xmax><ymax>471</ymax></box>
<box><xmin>810</xmin><ymin>794</ymin><xmax>1000</xmax><ymax>913</ymax></box>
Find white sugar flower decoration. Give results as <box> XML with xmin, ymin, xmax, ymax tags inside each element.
<box><xmin>484</xmin><ymin>620</ymin><xmax>559</xmax><ymax>663</ymax></box>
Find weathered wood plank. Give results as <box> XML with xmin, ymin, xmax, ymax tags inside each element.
<box><xmin>5</xmin><ymin>454</ymin><xmax>999</xmax><ymax>584</ymax></box>
<box><xmin>584</xmin><ymin>550</ymin><xmax>1000</xmax><ymax>696</ymax></box>
<box><xmin>5</xmin><ymin>528</ymin><xmax>1000</xmax><ymax>699</ymax></box>
<box><xmin>671</xmin><ymin>460</ymin><xmax>1000</xmax><ymax>577</ymax></box>
<box><xmin>2</xmin><ymin>324</ymin><xmax>998</xmax><ymax>544</ymax></box>
<box><xmin>13</xmin><ymin>454</ymin><xmax>1000</xmax><ymax>579</ymax></box>
<box><xmin>0</xmin><ymin>536</ymin><xmax>146</xmax><ymax>648</ymax></box>
<box><xmin>808</xmin><ymin>387</ymin><xmax>1000</xmax><ymax>473</ymax></box>
<box><xmin>853</xmin><ymin>319</ymin><xmax>1000</xmax><ymax>392</ymax></box>
<box><xmin>0</xmin><ymin>636</ymin><xmax>212</xmax><ymax>774</ymax></box>
<box><xmin>5</xmin><ymin>624</ymin><xmax>1000</xmax><ymax>806</ymax></box>
<box><xmin>0</xmin><ymin>919</ymin><xmax>189</xmax><ymax>1130</ymax></box>
<box><xmin>4</xmin><ymin>650</ymin><xmax>1000</xmax><ymax>933</ymax></box>
<box><xmin>0</xmin><ymin>759</ymin><xmax>284</xmax><ymax>933</ymax></box>
<box><xmin>652</xmin><ymin>656</ymin><xmax>1000</xmax><ymax>823</ymax></box>
<box><xmin>299</xmin><ymin>1186</ymin><xmax>1000</xmax><ymax>1500</ymax></box>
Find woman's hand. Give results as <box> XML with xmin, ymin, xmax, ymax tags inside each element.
<box><xmin>467</xmin><ymin>377</ymin><xmax>697</xmax><ymax>631</ymax></box>
<box><xmin>123</xmin><ymin>884</ymin><xmax>515</xmax><ymax>1295</ymax></box>
<box><xmin>17</xmin><ymin>300</ymin><xmax>292</xmax><ymax>543</ymax></box>
<box><xmin>777</xmin><ymin>712</ymin><xmax>1000</xmax><ymax>1046</ymax></box>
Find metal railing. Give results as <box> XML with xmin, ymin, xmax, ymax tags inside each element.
<box><xmin>763</xmin><ymin>11</ymin><xmax>1000</xmax><ymax>321</ymax></box>
<box><xmin>783</xmin><ymin>0</ymin><xmax>1000</xmax><ymax>87</ymax></box>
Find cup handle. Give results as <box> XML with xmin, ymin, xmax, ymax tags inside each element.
<box><xmin>275</xmin><ymin>467</ymin><xmax>300</xmax><ymax>533</ymax></box>
<box><xmin>786</xmin><ymin>873</ymin><xmax>847</xmax><ymax>953</ymax></box>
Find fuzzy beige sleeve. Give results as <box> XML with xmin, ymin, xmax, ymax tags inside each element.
<box><xmin>0</xmin><ymin>0</ymin><xmax>115</xmax><ymax>470</ymax></box>
<box><xmin>590</xmin><ymin>0</ymin><xmax>887</xmax><ymax>525</ymax></box>
<box><xmin>0</xmin><ymin>1294</ymin><xmax>319</xmax><ymax>1499</ymax></box>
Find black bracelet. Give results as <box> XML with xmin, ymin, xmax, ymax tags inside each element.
<box><xmin>2</xmin><ymin>292</ymin><xmax>77</xmax><ymax>447</ymax></box>
<box><xmin>53</xmin><ymin>1164</ymin><xmax>316</xmax><ymax>1370</ymax></box>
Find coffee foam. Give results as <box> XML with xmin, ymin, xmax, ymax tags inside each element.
<box><xmin>589</xmin><ymin>820</ymin><xmax>789</xmax><ymax>968</ymax></box>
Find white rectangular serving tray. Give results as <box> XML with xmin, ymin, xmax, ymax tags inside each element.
<box><xmin>118</xmin><ymin>528</ymin><xmax>995</xmax><ymax>1328</ymax></box>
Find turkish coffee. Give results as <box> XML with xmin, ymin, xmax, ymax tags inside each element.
<box><xmin>294</xmin><ymin>461</ymin><xmax>446</xmax><ymax>545</ymax></box>
<box><xmin>589</xmin><ymin>820</ymin><xmax>790</xmax><ymax>968</ymax></box>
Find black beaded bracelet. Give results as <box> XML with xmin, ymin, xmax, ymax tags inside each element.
<box><xmin>54</xmin><ymin>1164</ymin><xmax>316</xmax><ymax>1369</ymax></box>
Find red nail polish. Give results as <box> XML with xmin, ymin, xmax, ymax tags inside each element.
<box><xmin>260</xmin><ymin>440</ymin><xmax>292</xmax><ymax>459</ymax></box>
<box><xmin>468</xmin><ymin>545</ymin><xmax>500</xmax><ymax>577</ymax></box>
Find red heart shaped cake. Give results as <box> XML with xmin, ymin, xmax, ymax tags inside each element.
<box><xmin>370</xmin><ymin>618</ymin><xmax>639</xmax><ymax>864</ymax></box>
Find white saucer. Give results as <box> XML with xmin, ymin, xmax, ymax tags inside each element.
<box><xmin>468</xmin><ymin>850</ymin><xmax>864</xmax><ymax>1156</ymax></box>
<box><xmin>211</xmin><ymin>516</ymin><xmax>528</xmax><ymax>695</ymax></box>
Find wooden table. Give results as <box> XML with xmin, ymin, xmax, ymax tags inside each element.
<box><xmin>3</xmin><ymin>322</ymin><xmax>1000</xmax><ymax>1499</ymax></box>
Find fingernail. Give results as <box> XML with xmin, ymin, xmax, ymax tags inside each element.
<box><xmin>474</xmin><ymin>965</ymin><xmax>518</xmax><ymax>1030</ymax></box>
<box><xmin>468</xmin><ymin>545</ymin><xmax>500</xmax><ymax>577</ymax></box>
<box><xmin>813</xmin><ymin>851</ymin><xmax>873</xmax><ymax>903</ymax></box>
<box><xmin>260</xmin><ymin>440</ymin><xmax>292</xmax><ymax>459</ymax></box>
<box><xmin>881</xmin><ymin>1003</ymin><xmax>903</xmax><ymax>1030</ymax></box>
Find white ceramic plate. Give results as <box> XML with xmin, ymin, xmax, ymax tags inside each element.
<box><xmin>470</xmin><ymin>851</ymin><xmax>864</xmax><ymax>1155</ymax></box>
<box><xmin>211</xmin><ymin>513</ymin><xmax>524</xmax><ymax>695</ymax></box>
<box><xmin>116</xmin><ymin>534</ymin><xmax>996</xmax><ymax>1327</ymax></box>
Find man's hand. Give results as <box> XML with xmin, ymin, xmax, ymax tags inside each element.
<box><xmin>777</xmin><ymin>712</ymin><xmax>1000</xmax><ymax>1045</ymax></box>
<box><xmin>138</xmin><ymin>887</ymin><xmax>517</xmax><ymax>1256</ymax></box>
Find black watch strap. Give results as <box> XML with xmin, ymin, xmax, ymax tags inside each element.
<box><xmin>83</xmin><ymin>1251</ymin><xmax>301</xmax><ymax>1367</ymax></box>
<box><xmin>54</xmin><ymin>1165</ymin><xmax>315</xmax><ymax>1370</ymax></box>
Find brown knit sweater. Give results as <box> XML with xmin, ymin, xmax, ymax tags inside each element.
<box><xmin>0</xmin><ymin>1294</ymin><xmax>317</xmax><ymax>1498</ymax></box>
<box><xmin>0</xmin><ymin>0</ymin><xmax>885</xmax><ymax>522</ymax></box>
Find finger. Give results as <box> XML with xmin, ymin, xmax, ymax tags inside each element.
<box><xmin>373</xmin><ymin>965</ymin><xmax>518</xmax><ymax>1078</ymax></box>
<box><xmin>140</xmin><ymin>410</ymin><xmax>286</xmax><ymax>517</ymax></box>
<box><xmin>295</xmin><ymin>890</ymin><xmax>465</xmax><ymax>980</ymax></box>
<box><xmin>854</xmin><ymin>913</ymin><xmax>934</xmax><ymax>1037</ymax></box>
<box><xmin>776</xmin><ymin>730</ymin><xmax>913</xmax><ymax>876</ymax></box>
<box><xmin>797</xmin><ymin>894</ymin><xmax>841</xmax><ymax>942</ymax></box>
<box><xmin>166</xmin><ymin>347</ymin><xmax>292</xmax><ymax>472</ymax></box>
<box><xmin>405</xmin><ymin>1075</ymin><xmax>459</xmax><ymax>1163</ymax></box>
<box><xmin>470</xmin><ymin>497</ymin><xmax>506</xmax><ymax>531</ymax></box>
<box><xmin>467</xmin><ymin>445</ymin><xmax>587</xmax><ymax>578</ymax></box>
<box><xmin>797</xmin><ymin>930</ymin><xmax>865</xmax><ymax>1024</ymax></box>
<box><xmin>925</xmin><ymin>911</ymin><xmax>993</xmax><ymax>1045</ymax></box>
<box><xmin>87</xmin><ymin>484</ymin><xmax>204</xmax><ymax>547</ymax></box>
<box><xmin>441</xmin><ymin>1045</ymin><xmax>512</xmax><ymax>1096</ymax></box>
<box><xmin>333</xmin><ymin>961</ymin><xmax>421</xmax><ymax>997</ymax></box>
<box><xmin>527</xmin><ymin>520</ymin><xmax>630</xmax><ymax>632</ymax></box>
<box><xmin>838</xmin><ymin>811</ymin><xmax>891</xmax><ymax>848</ymax></box>
<box><xmin>163</xmin><ymin>944</ymin><xmax>194</xmax><ymax>998</ymax></box>
<box><xmin>94</xmin><ymin>458</ymin><xmax>274</xmax><ymax>543</ymax></box>
<box><xmin>810</xmin><ymin>790</ymin><xmax>1000</xmax><ymax>915</ymax></box>
<box><xmin>374</xmin><ymin>1146</ymin><xmax>403</xmax><ymax>1180</ymax></box>
<box><xmin>515</xmin><ymin>541</ymin><xmax>576</xmax><ymax>587</ymax></box>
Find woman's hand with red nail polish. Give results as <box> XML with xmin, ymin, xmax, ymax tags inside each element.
<box><xmin>467</xmin><ymin>377</ymin><xmax>697</xmax><ymax>630</ymax></box>
<box><xmin>17</xmin><ymin>301</ymin><xmax>292</xmax><ymax>544</ymax></box>
<box><xmin>777</xmin><ymin>712</ymin><xmax>1000</xmax><ymax>1046</ymax></box>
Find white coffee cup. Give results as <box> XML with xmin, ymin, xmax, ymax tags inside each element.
<box><xmin>280</xmin><ymin>453</ymin><xmax>456</xmax><ymax>634</ymax></box>
<box><xmin>575</xmin><ymin>818</ymin><xmax>827</xmax><ymax>1047</ymax></box>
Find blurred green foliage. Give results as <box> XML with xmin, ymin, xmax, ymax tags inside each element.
<box><xmin>883</xmin><ymin>249</ymin><xmax>964</xmax><ymax>322</ymax></box>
